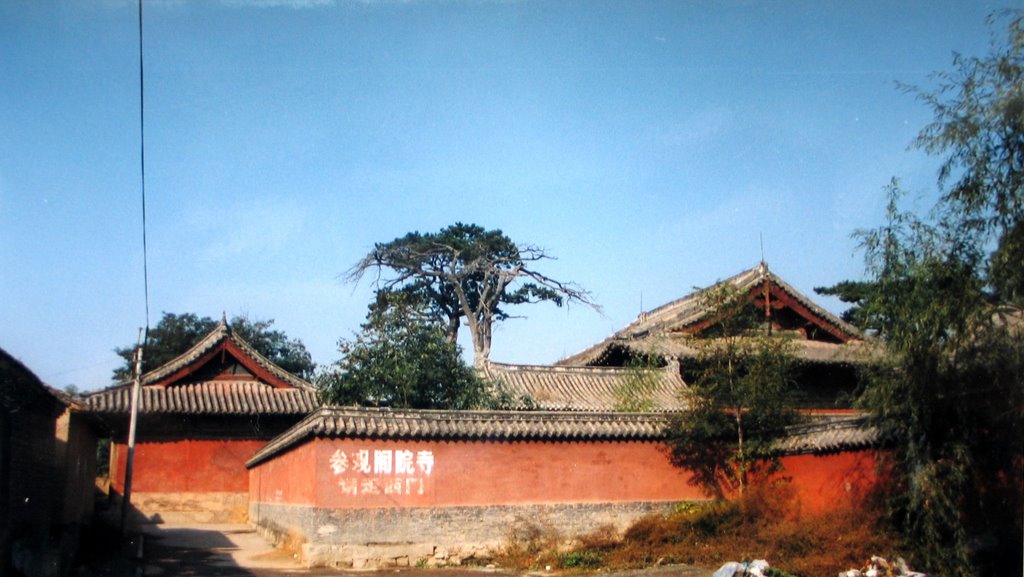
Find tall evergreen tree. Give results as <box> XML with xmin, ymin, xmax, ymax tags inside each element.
<box><xmin>346</xmin><ymin>223</ymin><xmax>598</xmax><ymax>368</ymax></box>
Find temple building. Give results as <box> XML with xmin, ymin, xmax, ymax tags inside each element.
<box><xmin>84</xmin><ymin>321</ymin><xmax>319</xmax><ymax>523</ymax></box>
<box><xmin>80</xmin><ymin>263</ymin><xmax>885</xmax><ymax>568</ymax></box>
<box><xmin>549</xmin><ymin>263</ymin><xmax>874</xmax><ymax>410</ymax></box>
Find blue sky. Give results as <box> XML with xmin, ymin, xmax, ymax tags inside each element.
<box><xmin>0</xmin><ymin>0</ymin><xmax>1010</xmax><ymax>390</ymax></box>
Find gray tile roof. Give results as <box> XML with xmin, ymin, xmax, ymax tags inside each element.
<box><xmin>246</xmin><ymin>407</ymin><xmax>881</xmax><ymax>468</ymax></box>
<box><xmin>85</xmin><ymin>381</ymin><xmax>319</xmax><ymax>416</ymax></box>
<box><xmin>559</xmin><ymin>263</ymin><xmax>868</xmax><ymax>366</ymax></box>
<box><xmin>139</xmin><ymin>322</ymin><xmax>315</xmax><ymax>390</ymax></box>
<box><xmin>247</xmin><ymin>407</ymin><xmax>671</xmax><ymax>467</ymax></box>
<box><xmin>602</xmin><ymin>336</ymin><xmax>876</xmax><ymax>366</ymax></box>
<box><xmin>771</xmin><ymin>415</ymin><xmax>880</xmax><ymax>455</ymax></box>
<box><xmin>485</xmin><ymin>361</ymin><xmax>689</xmax><ymax>412</ymax></box>
<box><xmin>83</xmin><ymin>323</ymin><xmax>319</xmax><ymax>417</ymax></box>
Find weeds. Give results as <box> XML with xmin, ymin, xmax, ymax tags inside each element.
<box><xmin>558</xmin><ymin>550</ymin><xmax>603</xmax><ymax>568</ymax></box>
<box><xmin>495</xmin><ymin>484</ymin><xmax>904</xmax><ymax>577</ymax></box>
<box><xmin>499</xmin><ymin>517</ymin><xmax>563</xmax><ymax>570</ymax></box>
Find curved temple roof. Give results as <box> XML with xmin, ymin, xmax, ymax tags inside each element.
<box><xmin>84</xmin><ymin>322</ymin><xmax>319</xmax><ymax>417</ymax></box>
<box><xmin>136</xmin><ymin>322</ymin><xmax>315</xmax><ymax>390</ymax></box>
<box><xmin>558</xmin><ymin>263</ymin><xmax>870</xmax><ymax>367</ymax></box>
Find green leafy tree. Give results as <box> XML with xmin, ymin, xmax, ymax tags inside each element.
<box><xmin>854</xmin><ymin>183</ymin><xmax>1023</xmax><ymax>577</ymax></box>
<box><xmin>347</xmin><ymin>223</ymin><xmax>599</xmax><ymax>368</ymax></box>
<box><xmin>665</xmin><ymin>283</ymin><xmax>799</xmax><ymax>498</ymax></box>
<box><xmin>989</xmin><ymin>218</ymin><xmax>1024</xmax><ymax>304</ymax></box>
<box><xmin>113</xmin><ymin>312</ymin><xmax>315</xmax><ymax>382</ymax></box>
<box><xmin>904</xmin><ymin>13</ymin><xmax>1023</xmax><ymax>237</ymax></box>
<box><xmin>317</xmin><ymin>292</ymin><xmax>499</xmax><ymax>410</ymax></box>
<box><xmin>833</xmin><ymin>14</ymin><xmax>1023</xmax><ymax>576</ymax></box>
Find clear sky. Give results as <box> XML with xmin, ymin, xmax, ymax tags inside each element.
<box><xmin>0</xmin><ymin>0</ymin><xmax>1011</xmax><ymax>390</ymax></box>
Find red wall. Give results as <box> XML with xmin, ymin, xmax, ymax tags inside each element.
<box><xmin>778</xmin><ymin>450</ymin><xmax>881</xmax><ymax>514</ymax></box>
<box><xmin>250</xmin><ymin>439</ymin><xmax>884</xmax><ymax>515</ymax></box>
<box><xmin>249</xmin><ymin>439</ymin><xmax>317</xmax><ymax>506</ymax></box>
<box><xmin>112</xmin><ymin>438</ymin><xmax>266</xmax><ymax>493</ymax></box>
<box><xmin>253</xmin><ymin>437</ymin><xmax>708</xmax><ymax>509</ymax></box>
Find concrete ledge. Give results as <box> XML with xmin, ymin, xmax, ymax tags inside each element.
<box><xmin>250</xmin><ymin>500</ymin><xmax>690</xmax><ymax>568</ymax></box>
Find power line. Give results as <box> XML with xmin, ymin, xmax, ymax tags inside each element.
<box><xmin>138</xmin><ymin>0</ymin><xmax>150</xmax><ymax>336</ymax></box>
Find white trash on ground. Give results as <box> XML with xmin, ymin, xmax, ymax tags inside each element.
<box><xmin>839</xmin><ymin>555</ymin><xmax>930</xmax><ymax>577</ymax></box>
<box><xmin>712</xmin><ymin>559</ymin><xmax>771</xmax><ymax>577</ymax></box>
<box><xmin>712</xmin><ymin>555</ymin><xmax>931</xmax><ymax>577</ymax></box>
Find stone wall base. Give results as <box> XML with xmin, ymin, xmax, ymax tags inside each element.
<box><xmin>129</xmin><ymin>492</ymin><xmax>249</xmax><ymax>524</ymax></box>
<box><xmin>250</xmin><ymin>501</ymin><xmax>691</xmax><ymax>568</ymax></box>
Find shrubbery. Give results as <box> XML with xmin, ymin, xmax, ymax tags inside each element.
<box><xmin>497</xmin><ymin>483</ymin><xmax>904</xmax><ymax>577</ymax></box>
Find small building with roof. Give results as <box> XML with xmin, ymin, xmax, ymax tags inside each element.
<box><xmin>84</xmin><ymin>322</ymin><xmax>320</xmax><ymax>523</ymax></box>
<box><xmin>1</xmin><ymin>347</ymin><xmax>105</xmax><ymax>577</ymax></box>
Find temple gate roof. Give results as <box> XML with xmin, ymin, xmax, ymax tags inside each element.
<box><xmin>85</xmin><ymin>322</ymin><xmax>319</xmax><ymax>417</ymax></box>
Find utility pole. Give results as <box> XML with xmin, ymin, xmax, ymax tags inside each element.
<box><xmin>120</xmin><ymin>328</ymin><xmax>144</xmax><ymax>533</ymax></box>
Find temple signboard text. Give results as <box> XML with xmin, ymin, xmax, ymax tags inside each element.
<box><xmin>328</xmin><ymin>448</ymin><xmax>434</xmax><ymax>497</ymax></box>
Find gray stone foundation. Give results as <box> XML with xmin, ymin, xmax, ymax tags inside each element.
<box><xmin>250</xmin><ymin>500</ymin><xmax>690</xmax><ymax>568</ymax></box>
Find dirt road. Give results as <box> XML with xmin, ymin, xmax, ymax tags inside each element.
<box><xmin>135</xmin><ymin>524</ymin><xmax>712</xmax><ymax>577</ymax></box>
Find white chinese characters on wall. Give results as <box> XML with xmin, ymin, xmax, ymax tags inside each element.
<box><xmin>329</xmin><ymin>448</ymin><xmax>434</xmax><ymax>497</ymax></box>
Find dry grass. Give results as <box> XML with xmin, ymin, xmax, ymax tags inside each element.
<box><xmin>496</xmin><ymin>484</ymin><xmax>903</xmax><ymax>577</ymax></box>
<box><xmin>499</xmin><ymin>516</ymin><xmax>564</xmax><ymax>569</ymax></box>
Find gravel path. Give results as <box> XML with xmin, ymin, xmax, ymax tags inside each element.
<box><xmin>130</xmin><ymin>524</ymin><xmax>714</xmax><ymax>577</ymax></box>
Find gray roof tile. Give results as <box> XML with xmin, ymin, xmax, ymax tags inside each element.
<box><xmin>85</xmin><ymin>381</ymin><xmax>319</xmax><ymax>416</ymax></box>
<box><xmin>83</xmin><ymin>323</ymin><xmax>319</xmax><ymax>417</ymax></box>
<box><xmin>246</xmin><ymin>407</ymin><xmax>881</xmax><ymax>468</ymax></box>
<box><xmin>486</xmin><ymin>361</ymin><xmax>689</xmax><ymax>412</ymax></box>
<box><xmin>771</xmin><ymin>415</ymin><xmax>881</xmax><ymax>455</ymax></box>
<box><xmin>138</xmin><ymin>322</ymin><xmax>315</xmax><ymax>391</ymax></box>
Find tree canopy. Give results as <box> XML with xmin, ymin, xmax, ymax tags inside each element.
<box><xmin>905</xmin><ymin>13</ymin><xmax>1023</xmax><ymax>237</ymax></box>
<box><xmin>113</xmin><ymin>312</ymin><xmax>316</xmax><ymax>382</ymax></box>
<box><xmin>347</xmin><ymin>223</ymin><xmax>599</xmax><ymax>367</ymax></box>
<box><xmin>316</xmin><ymin>292</ymin><xmax>507</xmax><ymax>410</ymax></box>
<box><xmin>824</xmin><ymin>13</ymin><xmax>1023</xmax><ymax>577</ymax></box>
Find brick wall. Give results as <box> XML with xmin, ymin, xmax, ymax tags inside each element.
<box><xmin>248</xmin><ymin>435</ymin><xmax>885</xmax><ymax>568</ymax></box>
<box><xmin>110</xmin><ymin>438</ymin><xmax>268</xmax><ymax>523</ymax></box>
